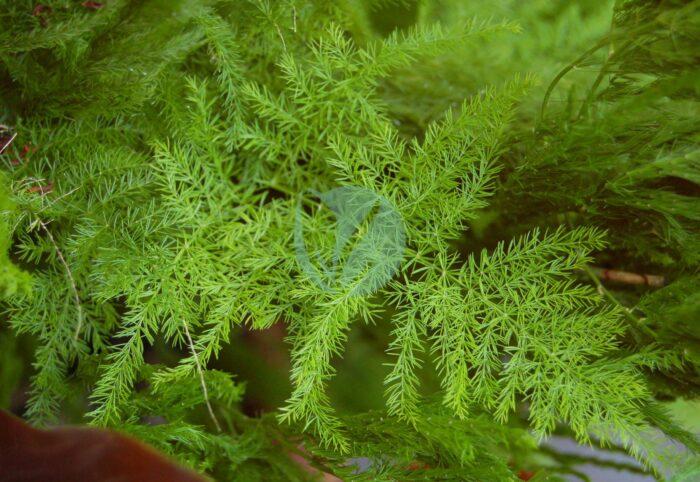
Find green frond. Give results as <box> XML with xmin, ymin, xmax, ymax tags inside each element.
<box><xmin>1</xmin><ymin>1</ymin><xmax>697</xmax><ymax>480</ymax></box>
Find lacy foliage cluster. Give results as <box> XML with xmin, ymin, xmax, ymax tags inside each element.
<box><xmin>1</xmin><ymin>0</ymin><xmax>699</xmax><ymax>480</ymax></box>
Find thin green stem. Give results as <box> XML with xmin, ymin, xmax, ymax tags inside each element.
<box><xmin>583</xmin><ymin>265</ymin><xmax>657</xmax><ymax>340</ymax></box>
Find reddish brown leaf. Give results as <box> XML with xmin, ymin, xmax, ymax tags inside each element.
<box><xmin>20</xmin><ymin>145</ymin><xmax>34</xmax><ymax>158</ymax></box>
<box><xmin>517</xmin><ymin>469</ymin><xmax>535</xmax><ymax>480</ymax></box>
<box><xmin>81</xmin><ymin>1</ymin><xmax>104</xmax><ymax>9</ymax></box>
<box><xmin>32</xmin><ymin>4</ymin><xmax>51</xmax><ymax>26</ymax></box>
<box><xmin>287</xmin><ymin>444</ymin><xmax>342</xmax><ymax>482</ymax></box>
<box><xmin>26</xmin><ymin>182</ymin><xmax>53</xmax><ymax>195</ymax></box>
<box><xmin>406</xmin><ymin>461</ymin><xmax>431</xmax><ymax>471</ymax></box>
<box><xmin>0</xmin><ymin>410</ymin><xmax>207</xmax><ymax>482</ymax></box>
<box><xmin>32</xmin><ymin>4</ymin><xmax>52</xmax><ymax>16</ymax></box>
<box><xmin>0</xmin><ymin>127</ymin><xmax>16</xmax><ymax>156</ymax></box>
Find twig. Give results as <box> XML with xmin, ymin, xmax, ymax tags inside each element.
<box><xmin>275</xmin><ymin>21</ymin><xmax>287</xmax><ymax>52</ymax></box>
<box><xmin>38</xmin><ymin>219</ymin><xmax>84</xmax><ymax>340</ymax></box>
<box><xmin>170</xmin><ymin>237</ymin><xmax>221</xmax><ymax>430</ymax></box>
<box><xmin>182</xmin><ymin>320</ymin><xmax>222</xmax><ymax>432</ymax></box>
<box><xmin>254</xmin><ymin>0</ymin><xmax>287</xmax><ymax>52</ymax></box>
<box><xmin>583</xmin><ymin>265</ymin><xmax>657</xmax><ymax>340</ymax></box>
<box><xmin>37</xmin><ymin>186</ymin><xmax>80</xmax><ymax>213</ymax></box>
<box><xmin>0</xmin><ymin>131</ymin><xmax>17</xmax><ymax>155</ymax></box>
<box><xmin>589</xmin><ymin>267</ymin><xmax>665</xmax><ymax>288</ymax></box>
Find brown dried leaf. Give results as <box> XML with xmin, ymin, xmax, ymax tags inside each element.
<box><xmin>0</xmin><ymin>410</ymin><xmax>208</xmax><ymax>482</ymax></box>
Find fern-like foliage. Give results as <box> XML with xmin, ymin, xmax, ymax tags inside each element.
<box><xmin>0</xmin><ymin>0</ymin><xmax>697</xmax><ymax>480</ymax></box>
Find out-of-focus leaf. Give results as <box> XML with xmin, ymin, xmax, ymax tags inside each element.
<box><xmin>0</xmin><ymin>410</ymin><xmax>207</xmax><ymax>482</ymax></box>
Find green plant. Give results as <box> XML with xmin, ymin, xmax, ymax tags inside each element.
<box><xmin>1</xmin><ymin>0</ymin><xmax>698</xmax><ymax>480</ymax></box>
